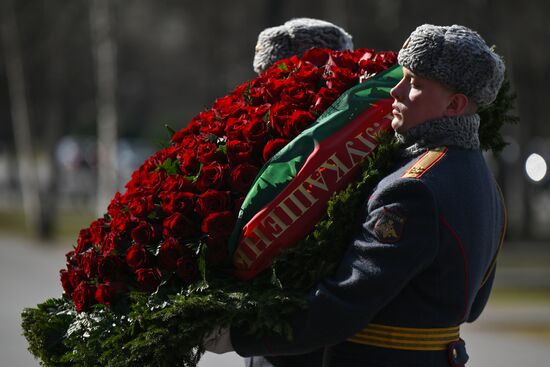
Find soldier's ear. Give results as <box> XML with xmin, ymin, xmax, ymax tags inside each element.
<box><xmin>445</xmin><ymin>93</ymin><xmax>469</xmax><ymax>117</ymax></box>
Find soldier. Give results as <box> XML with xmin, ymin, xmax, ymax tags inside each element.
<box><xmin>206</xmin><ymin>24</ymin><xmax>506</xmax><ymax>367</ymax></box>
<box><xmin>248</xmin><ymin>17</ymin><xmax>354</xmax><ymax>367</ymax></box>
<box><xmin>252</xmin><ymin>17</ymin><xmax>353</xmax><ymax>75</ymax></box>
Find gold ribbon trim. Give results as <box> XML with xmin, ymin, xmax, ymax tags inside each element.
<box><xmin>348</xmin><ymin>323</ymin><xmax>460</xmax><ymax>351</ymax></box>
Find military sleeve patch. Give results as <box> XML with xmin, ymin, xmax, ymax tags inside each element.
<box><xmin>373</xmin><ymin>207</ymin><xmax>407</xmax><ymax>243</ymax></box>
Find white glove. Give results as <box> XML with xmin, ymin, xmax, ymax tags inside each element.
<box><xmin>203</xmin><ymin>327</ymin><xmax>234</xmax><ymax>354</ymax></box>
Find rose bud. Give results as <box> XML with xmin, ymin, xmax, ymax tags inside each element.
<box><xmin>162</xmin><ymin>212</ymin><xmax>199</xmax><ymax>239</ymax></box>
<box><xmin>201</xmin><ymin>211</ymin><xmax>235</xmax><ymax>237</ymax></box>
<box><xmin>229</xmin><ymin>164</ymin><xmax>260</xmax><ymax>194</ymax></box>
<box><xmin>60</xmin><ymin>269</ymin><xmax>74</xmax><ymax>295</ymax></box>
<box><xmin>72</xmin><ymin>281</ymin><xmax>97</xmax><ymax>313</ymax></box>
<box><xmin>131</xmin><ymin>221</ymin><xmax>155</xmax><ymax>246</ymax></box>
<box><xmin>81</xmin><ymin>250</ymin><xmax>99</xmax><ymax>279</ymax></box>
<box><xmin>196</xmin><ymin>190</ymin><xmax>231</xmax><ymax>217</ymax></box>
<box><xmin>136</xmin><ymin>268</ymin><xmax>162</xmax><ymax>292</ymax></box>
<box><xmin>97</xmin><ymin>255</ymin><xmax>125</xmax><ymax>282</ymax></box>
<box><xmin>126</xmin><ymin>244</ymin><xmax>149</xmax><ymax>270</ymax></box>
<box><xmin>157</xmin><ymin>237</ymin><xmax>184</xmax><ymax>271</ymax></box>
<box><xmin>262</xmin><ymin>138</ymin><xmax>289</xmax><ymax>163</ymax></box>
<box><xmin>94</xmin><ymin>282</ymin><xmax>121</xmax><ymax>306</ymax></box>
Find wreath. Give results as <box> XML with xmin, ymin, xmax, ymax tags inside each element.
<box><xmin>22</xmin><ymin>47</ymin><xmax>516</xmax><ymax>367</ymax></box>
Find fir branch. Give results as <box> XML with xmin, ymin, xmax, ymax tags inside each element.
<box><xmin>478</xmin><ymin>74</ymin><xmax>519</xmax><ymax>154</ymax></box>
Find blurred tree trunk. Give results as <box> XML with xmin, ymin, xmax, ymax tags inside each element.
<box><xmin>38</xmin><ymin>0</ymin><xmax>74</xmax><ymax>238</ymax></box>
<box><xmin>0</xmin><ymin>0</ymin><xmax>44</xmax><ymax>237</ymax></box>
<box><xmin>90</xmin><ymin>0</ymin><xmax>118</xmax><ymax>216</ymax></box>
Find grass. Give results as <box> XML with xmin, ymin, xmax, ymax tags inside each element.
<box><xmin>0</xmin><ymin>209</ymin><xmax>97</xmax><ymax>243</ymax></box>
<box><xmin>490</xmin><ymin>287</ymin><xmax>550</xmax><ymax>303</ymax></box>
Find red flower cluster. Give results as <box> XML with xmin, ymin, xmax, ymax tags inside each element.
<box><xmin>60</xmin><ymin>48</ymin><xmax>397</xmax><ymax>312</ymax></box>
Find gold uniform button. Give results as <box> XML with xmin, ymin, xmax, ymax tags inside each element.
<box><xmin>452</xmin><ymin>348</ymin><xmax>458</xmax><ymax>359</ymax></box>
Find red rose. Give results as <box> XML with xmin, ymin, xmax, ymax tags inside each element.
<box><xmin>291</xmin><ymin>62</ymin><xmax>324</xmax><ymax>85</ymax></box>
<box><xmin>213</xmin><ymin>95</ymin><xmax>245</xmax><ymax>119</ymax></box>
<box><xmin>72</xmin><ymin>281</ymin><xmax>96</xmax><ymax>313</ymax></box>
<box><xmin>326</xmin><ymin>65</ymin><xmax>358</xmax><ymax>92</ymax></box>
<box><xmin>81</xmin><ymin>250</ymin><xmax>99</xmax><ymax>278</ymax></box>
<box><xmin>176</xmin><ymin>257</ymin><xmax>198</xmax><ymax>284</ymax></box>
<box><xmin>89</xmin><ymin>218</ymin><xmax>108</xmax><ymax>246</ymax></box>
<box><xmin>195</xmin><ymin>163</ymin><xmax>227</xmax><ymax>192</ymax></box>
<box><xmin>101</xmin><ymin>232</ymin><xmax>130</xmax><ymax>255</ymax></box>
<box><xmin>107</xmin><ymin>192</ymin><xmax>123</xmax><ymax>218</ymax></box>
<box><xmin>313</xmin><ymin>87</ymin><xmax>342</xmax><ymax>113</ymax></box>
<box><xmin>128</xmin><ymin>195</ymin><xmax>154</xmax><ymax>219</ymax></box>
<box><xmin>262</xmin><ymin>138</ymin><xmax>289</xmax><ymax>162</ymax></box>
<box><xmin>374</xmin><ymin>51</ymin><xmax>397</xmax><ymax>67</ymax></box>
<box><xmin>60</xmin><ymin>269</ymin><xmax>73</xmax><ymax>295</ymax></box>
<box><xmin>68</xmin><ymin>268</ymin><xmax>86</xmax><ymax>290</ymax></box>
<box><xmin>197</xmin><ymin>111</ymin><xmax>225</xmax><ymax>137</ymax></box>
<box><xmin>110</xmin><ymin>211</ymin><xmax>133</xmax><ymax>233</ymax></box>
<box><xmin>197</xmin><ymin>141</ymin><xmax>224</xmax><ymax>164</ymax></box>
<box><xmin>179</xmin><ymin>149</ymin><xmax>200</xmax><ymax>176</ymax></box>
<box><xmin>249</xmin><ymin>84</ymin><xmax>268</xmax><ymax>105</ymax></box>
<box><xmin>262</xmin><ymin>77</ymin><xmax>286</xmax><ymax>103</ymax></box>
<box><xmin>196</xmin><ymin>190</ymin><xmax>231</xmax><ymax>217</ymax></box>
<box><xmin>250</xmin><ymin>104</ymin><xmax>271</xmax><ymax>119</ymax></box>
<box><xmin>269</xmin><ymin>103</ymin><xmax>293</xmax><ymax>137</ymax></box>
<box><xmin>131</xmin><ymin>222</ymin><xmax>156</xmax><ymax>245</ymax></box>
<box><xmin>162</xmin><ymin>212</ymin><xmax>199</xmax><ymax>239</ymax></box>
<box><xmin>126</xmin><ymin>244</ymin><xmax>149</xmax><ymax>270</ymax></box>
<box><xmin>226</xmin><ymin>140</ymin><xmax>254</xmax><ymax>166</ymax></box>
<box><xmin>136</xmin><ymin>267</ymin><xmax>162</xmax><ymax>292</ymax></box>
<box><xmin>65</xmin><ymin>250</ymin><xmax>79</xmax><ymax>268</ymax></box>
<box><xmin>161</xmin><ymin>175</ymin><xmax>194</xmax><ymax>193</ymax></box>
<box><xmin>178</xmin><ymin>134</ymin><xmax>200</xmax><ymax>150</ymax></box>
<box><xmin>229</xmin><ymin>164</ymin><xmax>259</xmax><ymax>193</ymax></box>
<box><xmin>75</xmin><ymin>228</ymin><xmax>93</xmax><ymax>254</ymax></box>
<box><xmin>281</xmin><ymin>85</ymin><xmax>316</xmax><ymax>108</ymax></box>
<box><xmin>301</xmin><ymin>48</ymin><xmax>331</xmax><ymax>67</ymax></box>
<box><xmin>225</xmin><ymin>116</ymin><xmax>247</xmax><ymax>140</ymax></box>
<box><xmin>266</xmin><ymin>56</ymin><xmax>300</xmax><ymax>78</ymax></box>
<box><xmin>284</xmin><ymin>110</ymin><xmax>315</xmax><ymax>138</ymax></box>
<box><xmin>171</xmin><ymin>118</ymin><xmax>201</xmax><ymax>144</ymax></box>
<box><xmin>243</xmin><ymin>118</ymin><xmax>269</xmax><ymax>149</ymax></box>
<box><xmin>358</xmin><ymin>49</ymin><xmax>397</xmax><ymax>74</ymax></box>
<box><xmin>328</xmin><ymin>51</ymin><xmax>359</xmax><ymax>71</ymax></box>
<box><xmin>97</xmin><ymin>254</ymin><xmax>126</xmax><ymax>282</ymax></box>
<box><xmin>201</xmin><ymin>211</ymin><xmax>235</xmax><ymax>237</ymax></box>
<box><xmin>139</xmin><ymin>170</ymin><xmax>165</xmax><ymax>194</ymax></box>
<box><xmin>358</xmin><ymin>58</ymin><xmax>385</xmax><ymax>76</ymax></box>
<box><xmin>160</xmin><ymin>191</ymin><xmax>196</xmax><ymax>215</ymax></box>
<box><xmin>157</xmin><ymin>237</ymin><xmax>184</xmax><ymax>270</ymax></box>
<box><xmin>95</xmin><ymin>282</ymin><xmax>122</xmax><ymax>306</ymax></box>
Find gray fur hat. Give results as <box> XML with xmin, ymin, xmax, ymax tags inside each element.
<box><xmin>253</xmin><ymin>18</ymin><xmax>353</xmax><ymax>74</ymax></box>
<box><xmin>398</xmin><ymin>24</ymin><xmax>505</xmax><ymax>107</ymax></box>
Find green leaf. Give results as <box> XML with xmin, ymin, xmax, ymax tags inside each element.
<box><xmin>242</xmin><ymin>82</ymin><xmax>252</xmax><ymax>105</ymax></box>
<box><xmin>216</xmin><ymin>144</ymin><xmax>227</xmax><ymax>155</ymax></box>
<box><xmin>165</xmin><ymin>124</ymin><xmax>176</xmax><ymax>138</ymax></box>
<box><xmin>277</xmin><ymin>62</ymin><xmax>289</xmax><ymax>72</ymax></box>
<box><xmin>156</xmin><ymin>157</ymin><xmax>181</xmax><ymax>176</ymax></box>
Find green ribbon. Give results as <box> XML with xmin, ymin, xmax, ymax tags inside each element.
<box><xmin>227</xmin><ymin>65</ymin><xmax>403</xmax><ymax>255</ymax></box>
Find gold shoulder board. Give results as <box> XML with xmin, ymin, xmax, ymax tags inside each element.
<box><xmin>401</xmin><ymin>147</ymin><xmax>448</xmax><ymax>179</ymax></box>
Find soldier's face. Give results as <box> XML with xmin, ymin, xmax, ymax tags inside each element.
<box><xmin>390</xmin><ymin>68</ymin><xmax>455</xmax><ymax>133</ymax></box>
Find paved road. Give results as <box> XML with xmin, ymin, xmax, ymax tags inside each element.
<box><xmin>1</xmin><ymin>234</ymin><xmax>548</xmax><ymax>367</ymax></box>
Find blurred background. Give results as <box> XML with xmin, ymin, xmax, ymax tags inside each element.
<box><xmin>1</xmin><ymin>0</ymin><xmax>549</xmax><ymax>366</ymax></box>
